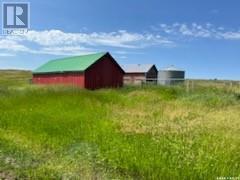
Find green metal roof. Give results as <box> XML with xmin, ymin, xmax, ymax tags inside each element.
<box><xmin>33</xmin><ymin>52</ymin><xmax>107</xmax><ymax>74</ymax></box>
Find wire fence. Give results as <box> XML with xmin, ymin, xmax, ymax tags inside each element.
<box><xmin>126</xmin><ymin>78</ymin><xmax>240</xmax><ymax>93</ymax></box>
<box><xmin>2</xmin><ymin>77</ymin><xmax>240</xmax><ymax>93</ymax></box>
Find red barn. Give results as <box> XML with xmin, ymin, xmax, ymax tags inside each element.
<box><xmin>32</xmin><ymin>52</ymin><xmax>124</xmax><ymax>90</ymax></box>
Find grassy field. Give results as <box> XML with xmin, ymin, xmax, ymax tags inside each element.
<box><xmin>0</xmin><ymin>70</ymin><xmax>240</xmax><ymax>179</ymax></box>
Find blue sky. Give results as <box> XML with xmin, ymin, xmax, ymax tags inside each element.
<box><xmin>0</xmin><ymin>0</ymin><xmax>240</xmax><ymax>80</ymax></box>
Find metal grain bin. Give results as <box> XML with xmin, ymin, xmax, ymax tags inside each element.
<box><xmin>158</xmin><ymin>66</ymin><xmax>185</xmax><ymax>85</ymax></box>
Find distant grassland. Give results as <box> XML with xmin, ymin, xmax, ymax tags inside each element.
<box><xmin>0</xmin><ymin>70</ymin><xmax>240</xmax><ymax>179</ymax></box>
<box><xmin>0</xmin><ymin>70</ymin><xmax>32</xmax><ymax>87</ymax></box>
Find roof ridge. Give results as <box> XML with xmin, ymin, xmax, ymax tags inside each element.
<box><xmin>49</xmin><ymin>52</ymin><xmax>107</xmax><ymax>63</ymax></box>
<box><xmin>121</xmin><ymin>64</ymin><xmax>156</xmax><ymax>73</ymax></box>
<box><xmin>33</xmin><ymin>52</ymin><xmax>108</xmax><ymax>74</ymax></box>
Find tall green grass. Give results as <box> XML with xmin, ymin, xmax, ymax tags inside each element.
<box><xmin>0</xmin><ymin>71</ymin><xmax>240</xmax><ymax>179</ymax></box>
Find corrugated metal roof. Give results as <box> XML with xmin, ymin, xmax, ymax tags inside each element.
<box><xmin>161</xmin><ymin>65</ymin><xmax>184</xmax><ymax>71</ymax></box>
<box><xmin>33</xmin><ymin>52</ymin><xmax>107</xmax><ymax>74</ymax></box>
<box><xmin>121</xmin><ymin>64</ymin><xmax>155</xmax><ymax>73</ymax></box>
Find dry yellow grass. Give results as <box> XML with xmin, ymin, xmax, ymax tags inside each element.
<box><xmin>110</xmin><ymin>90</ymin><xmax>240</xmax><ymax>138</ymax></box>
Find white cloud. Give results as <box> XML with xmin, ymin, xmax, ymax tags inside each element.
<box><xmin>24</xmin><ymin>30</ymin><xmax>172</xmax><ymax>48</ymax></box>
<box><xmin>0</xmin><ymin>39</ymin><xmax>30</xmax><ymax>52</ymax></box>
<box><xmin>118</xmin><ymin>56</ymin><xmax>128</xmax><ymax>59</ymax></box>
<box><xmin>7</xmin><ymin>29</ymin><xmax>173</xmax><ymax>48</ymax></box>
<box><xmin>0</xmin><ymin>53</ymin><xmax>15</xmax><ymax>57</ymax></box>
<box><xmin>1</xmin><ymin>29</ymin><xmax>174</xmax><ymax>56</ymax></box>
<box><xmin>219</xmin><ymin>31</ymin><xmax>240</xmax><ymax>40</ymax></box>
<box><xmin>39</xmin><ymin>46</ymin><xmax>94</xmax><ymax>56</ymax></box>
<box><xmin>152</xmin><ymin>23</ymin><xmax>240</xmax><ymax>40</ymax></box>
<box><xmin>1</xmin><ymin>25</ymin><xmax>240</xmax><ymax>57</ymax></box>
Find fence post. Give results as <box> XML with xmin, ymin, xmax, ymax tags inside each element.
<box><xmin>186</xmin><ymin>80</ymin><xmax>189</xmax><ymax>93</ymax></box>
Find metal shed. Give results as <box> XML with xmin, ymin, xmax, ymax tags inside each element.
<box><xmin>32</xmin><ymin>52</ymin><xmax>124</xmax><ymax>90</ymax></box>
<box><xmin>121</xmin><ymin>64</ymin><xmax>158</xmax><ymax>85</ymax></box>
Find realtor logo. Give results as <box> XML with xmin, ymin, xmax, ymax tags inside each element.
<box><xmin>2</xmin><ymin>2</ymin><xmax>30</xmax><ymax>35</ymax></box>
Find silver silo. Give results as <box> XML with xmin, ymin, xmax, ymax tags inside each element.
<box><xmin>158</xmin><ymin>66</ymin><xmax>185</xmax><ymax>85</ymax></box>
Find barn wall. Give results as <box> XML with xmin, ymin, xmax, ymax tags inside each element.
<box><xmin>146</xmin><ymin>66</ymin><xmax>158</xmax><ymax>80</ymax></box>
<box><xmin>32</xmin><ymin>72</ymin><xmax>85</xmax><ymax>88</ymax></box>
<box><xmin>85</xmin><ymin>55</ymin><xmax>123</xmax><ymax>89</ymax></box>
<box><xmin>123</xmin><ymin>73</ymin><xmax>146</xmax><ymax>85</ymax></box>
<box><xmin>146</xmin><ymin>66</ymin><xmax>158</xmax><ymax>84</ymax></box>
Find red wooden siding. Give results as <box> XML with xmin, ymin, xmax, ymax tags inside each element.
<box><xmin>32</xmin><ymin>72</ymin><xmax>85</xmax><ymax>88</ymax></box>
<box><xmin>32</xmin><ymin>53</ymin><xmax>124</xmax><ymax>90</ymax></box>
<box><xmin>85</xmin><ymin>55</ymin><xmax>123</xmax><ymax>89</ymax></box>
